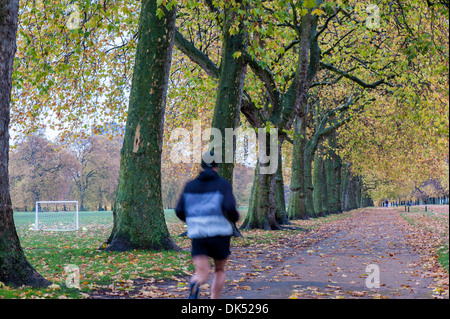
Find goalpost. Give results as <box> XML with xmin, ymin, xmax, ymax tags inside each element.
<box><xmin>34</xmin><ymin>201</ymin><xmax>79</xmax><ymax>231</ymax></box>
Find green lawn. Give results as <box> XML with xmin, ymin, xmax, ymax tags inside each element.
<box><xmin>2</xmin><ymin>210</ymin><xmax>193</xmax><ymax>299</ymax></box>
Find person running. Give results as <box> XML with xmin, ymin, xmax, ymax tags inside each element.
<box><xmin>175</xmin><ymin>151</ymin><xmax>240</xmax><ymax>299</ymax></box>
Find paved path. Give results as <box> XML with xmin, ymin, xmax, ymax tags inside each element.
<box><xmin>221</xmin><ymin>208</ymin><xmax>436</xmax><ymax>299</ymax></box>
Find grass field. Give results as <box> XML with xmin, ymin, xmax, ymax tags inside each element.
<box><xmin>4</xmin><ymin>209</ymin><xmax>193</xmax><ymax>298</ymax></box>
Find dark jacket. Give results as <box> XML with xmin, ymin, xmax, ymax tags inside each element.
<box><xmin>175</xmin><ymin>169</ymin><xmax>239</xmax><ymax>239</ymax></box>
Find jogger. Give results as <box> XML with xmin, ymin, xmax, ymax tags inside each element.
<box><xmin>175</xmin><ymin>151</ymin><xmax>239</xmax><ymax>299</ymax></box>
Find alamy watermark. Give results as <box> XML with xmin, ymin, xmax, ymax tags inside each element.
<box><xmin>64</xmin><ymin>264</ymin><xmax>80</xmax><ymax>289</ymax></box>
<box><xmin>365</xmin><ymin>264</ymin><xmax>381</xmax><ymax>289</ymax></box>
<box><xmin>168</xmin><ymin>120</ymin><xmax>279</xmax><ymax>174</ymax></box>
<box><xmin>366</xmin><ymin>4</ymin><xmax>380</xmax><ymax>30</ymax></box>
<box><xmin>66</xmin><ymin>4</ymin><xmax>81</xmax><ymax>30</ymax></box>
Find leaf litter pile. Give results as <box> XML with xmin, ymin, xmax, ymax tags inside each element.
<box><xmin>3</xmin><ymin>206</ymin><xmax>448</xmax><ymax>299</ymax></box>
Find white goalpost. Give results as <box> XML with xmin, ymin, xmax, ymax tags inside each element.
<box><xmin>34</xmin><ymin>201</ymin><xmax>79</xmax><ymax>231</ymax></box>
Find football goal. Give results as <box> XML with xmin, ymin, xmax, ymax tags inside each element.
<box><xmin>34</xmin><ymin>201</ymin><xmax>79</xmax><ymax>231</ymax></box>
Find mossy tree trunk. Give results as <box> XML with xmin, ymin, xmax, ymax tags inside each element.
<box><xmin>243</xmin><ymin>163</ymin><xmax>261</xmax><ymax>228</ymax></box>
<box><xmin>243</xmin><ymin>9</ymin><xmax>314</xmax><ymax>230</ymax></box>
<box><xmin>321</xmin><ymin>157</ymin><xmax>330</xmax><ymax>216</ymax></box>
<box><xmin>341</xmin><ymin>162</ymin><xmax>350</xmax><ymax>211</ymax></box>
<box><xmin>334</xmin><ymin>148</ymin><xmax>343</xmax><ymax>213</ymax></box>
<box><xmin>210</xmin><ymin>2</ymin><xmax>246</xmax><ymax>185</ymax></box>
<box><xmin>347</xmin><ymin>176</ymin><xmax>358</xmax><ymax>211</ymax></box>
<box><xmin>208</xmin><ymin>3</ymin><xmax>247</xmax><ymax>237</ymax></box>
<box><xmin>355</xmin><ymin>176</ymin><xmax>362</xmax><ymax>208</ymax></box>
<box><xmin>312</xmin><ymin>151</ymin><xmax>323</xmax><ymax>216</ymax></box>
<box><xmin>304</xmin><ymin>149</ymin><xmax>316</xmax><ymax>218</ymax></box>
<box><xmin>105</xmin><ymin>1</ymin><xmax>178</xmax><ymax>252</ymax></box>
<box><xmin>0</xmin><ymin>0</ymin><xmax>50</xmax><ymax>287</ymax></box>
<box><xmin>289</xmin><ymin>122</ymin><xmax>318</xmax><ymax>220</ymax></box>
<box><xmin>173</xmin><ymin>2</ymin><xmax>246</xmax><ymax>236</ymax></box>
<box><xmin>275</xmin><ymin>150</ymin><xmax>289</xmax><ymax>225</ymax></box>
<box><xmin>324</xmin><ymin>138</ymin><xmax>337</xmax><ymax>214</ymax></box>
<box><xmin>242</xmin><ymin>133</ymin><xmax>281</xmax><ymax>230</ymax></box>
<box><xmin>287</xmin><ymin>116</ymin><xmax>309</xmax><ymax>220</ymax></box>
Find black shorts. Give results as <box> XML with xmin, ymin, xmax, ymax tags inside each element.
<box><xmin>191</xmin><ymin>236</ymin><xmax>231</xmax><ymax>261</ymax></box>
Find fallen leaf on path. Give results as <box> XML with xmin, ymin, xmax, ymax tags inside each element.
<box><xmin>325</xmin><ymin>285</ymin><xmax>341</xmax><ymax>290</ymax></box>
<box><xmin>350</xmin><ymin>291</ymin><xmax>367</xmax><ymax>297</ymax></box>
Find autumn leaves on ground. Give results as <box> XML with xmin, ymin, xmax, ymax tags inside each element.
<box><xmin>2</xmin><ymin>205</ymin><xmax>448</xmax><ymax>299</ymax></box>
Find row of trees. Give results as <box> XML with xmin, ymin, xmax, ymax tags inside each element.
<box><xmin>1</xmin><ymin>0</ymin><xmax>448</xmax><ymax>287</ymax></box>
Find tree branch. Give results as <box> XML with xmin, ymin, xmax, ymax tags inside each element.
<box><xmin>315</xmin><ymin>8</ymin><xmax>341</xmax><ymax>40</ymax></box>
<box><xmin>104</xmin><ymin>32</ymin><xmax>138</xmax><ymax>55</ymax></box>
<box><xmin>320</xmin><ymin>62</ymin><xmax>394</xmax><ymax>88</ymax></box>
<box><xmin>281</xmin><ymin>11</ymin><xmax>313</xmax><ymax>130</ymax></box>
<box><xmin>243</xmin><ymin>53</ymin><xmax>281</xmax><ymax>111</ymax></box>
<box><xmin>174</xmin><ymin>29</ymin><xmax>220</xmax><ymax>79</ymax></box>
<box><xmin>307</xmin><ymin>94</ymin><xmax>359</xmax><ymax>153</ymax></box>
<box><xmin>321</xmin><ymin>27</ymin><xmax>357</xmax><ymax>57</ymax></box>
<box><xmin>310</xmin><ymin>74</ymin><xmax>344</xmax><ymax>88</ymax></box>
<box><xmin>241</xmin><ymin>92</ymin><xmax>266</xmax><ymax>128</ymax></box>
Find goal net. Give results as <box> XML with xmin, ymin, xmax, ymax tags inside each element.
<box><xmin>34</xmin><ymin>201</ymin><xmax>79</xmax><ymax>231</ymax></box>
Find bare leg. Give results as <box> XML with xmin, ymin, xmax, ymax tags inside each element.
<box><xmin>192</xmin><ymin>255</ymin><xmax>211</xmax><ymax>284</ymax></box>
<box><xmin>211</xmin><ymin>258</ymin><xmax>227</xmax><ymax>299</ymax></box>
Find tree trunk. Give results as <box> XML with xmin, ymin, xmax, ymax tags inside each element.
<box><xmin>0</xmin><ymin>0</ymin><xmax>50</xmax><ymax>287</ymax></box>
<box><xmin>334</xmin><ymin>151</ymin><xmax>342</xmax><ymax>213</ymax></box>
<box><xmin>105</xmin><ymin>1</ymin><xmax>178</xmax><ymax>252</ymax></box>
<box><xmin>312</xmin><ymin>151</ymin><xmax>322</xmax><ymax>216</ymax></box>
<box><xmin>320</xmin><ymin>158</ymin><xmax>330</xmax><ymax>216</ymax></box>
<box><xmin>287</xmin><ymin>117</ymin><xmax>308</xmax><ymax>220</ymax></box>
<box><xmin>209</xmin><ymin>4</ymin><xmax>246</xmax><ymax>238</ymax></box>
<box><xmin>210</xmin><ymin>2</ymin><xmax>246</xmax><ymax>185</ymax></box>
<box><xmin>341</xmin><ymin>162</ymin><xmax>350</xmax><ymax>211</ymax></box>
<box><xmin>275</xmin><ymin>149</ymin><xmax>289</xmax><ymax>225</ymax></box>
<box><xmin>243</xmin><ymin>163</ymin><xmax>260</xmax><ymax>228</ymax></box>
<box><xmin>347</xmin><ymin>176</ymin><xmax>357</xmax><ymax>210</ymax></box>
<box><xmin>355</xmin><ymin>176</ymin><xmax>362</xmax><ymax>208</ymax></box>
<box><xmin>242</xmin><ymin>133</ymin><xmax>281</xmax><ymax>230</ymax></box>
<box><xmin>304</xmin><ymin>149</ymin><xmax>316</xmax><ymax>218</ymax></box>
<box><xmin>325</xmin><ymin>146</ymin><xmax>337</xmax><ymax>214</ymax></box>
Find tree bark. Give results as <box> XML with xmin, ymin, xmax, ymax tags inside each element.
<box><xmin>312</xmin><ymin>151</ymin><xmax>323</xmax><ymax>215</ymax></box>
<box><xmin>242</xmin><ymin>133</ymin><xmax>282</xmax><ymax>230</ymax></box>
<box><xmin>334</xmin><ymin>149</ymin><xmax>342</xmax><ymax>213</ymax></box>
<box><xmin>321</xmin><ymin>156</ymin><xmax>330</xmax><ymax>216</ymax></box>
<box><xmin>304</xmin><ymin>150</ymin><xmax>316</xmax><ymax>218</ymax></box>
<box><xmin>210</xmin><ymin>2</ymin><xmax>246</xmax><ymax>185</ymax></box>
<box><xmin>341</xmin><ymin>162</ymin><xmax>351</xmax><ymax>211</ymax></box>
<box><xmin>105</xmin><ymin>1</ymin><xmax>178</xmax><ymax>251</ymax></box>
<box><xmin>287</xmin><ymin>116</ymin><xmax>308</xmax><ymax>220</ymax></box>
<box><xmin>325</xmin><ymin>146</ymin><xmax>337</xmax><ymax>214</ymax></box>
<box><xmin>0</xmin><ymin>0</ymin><xmax>50</xmax><ymax>287</ymax></box>
<box><xmin>205</xmin><ymin>3</ymin><xmax>247</xmax><ymax>237</ymax></box>
<box><xmin>275</xmin><ymin>150</ymin><xmax>289</xmax><ymax>225</ymax></box>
